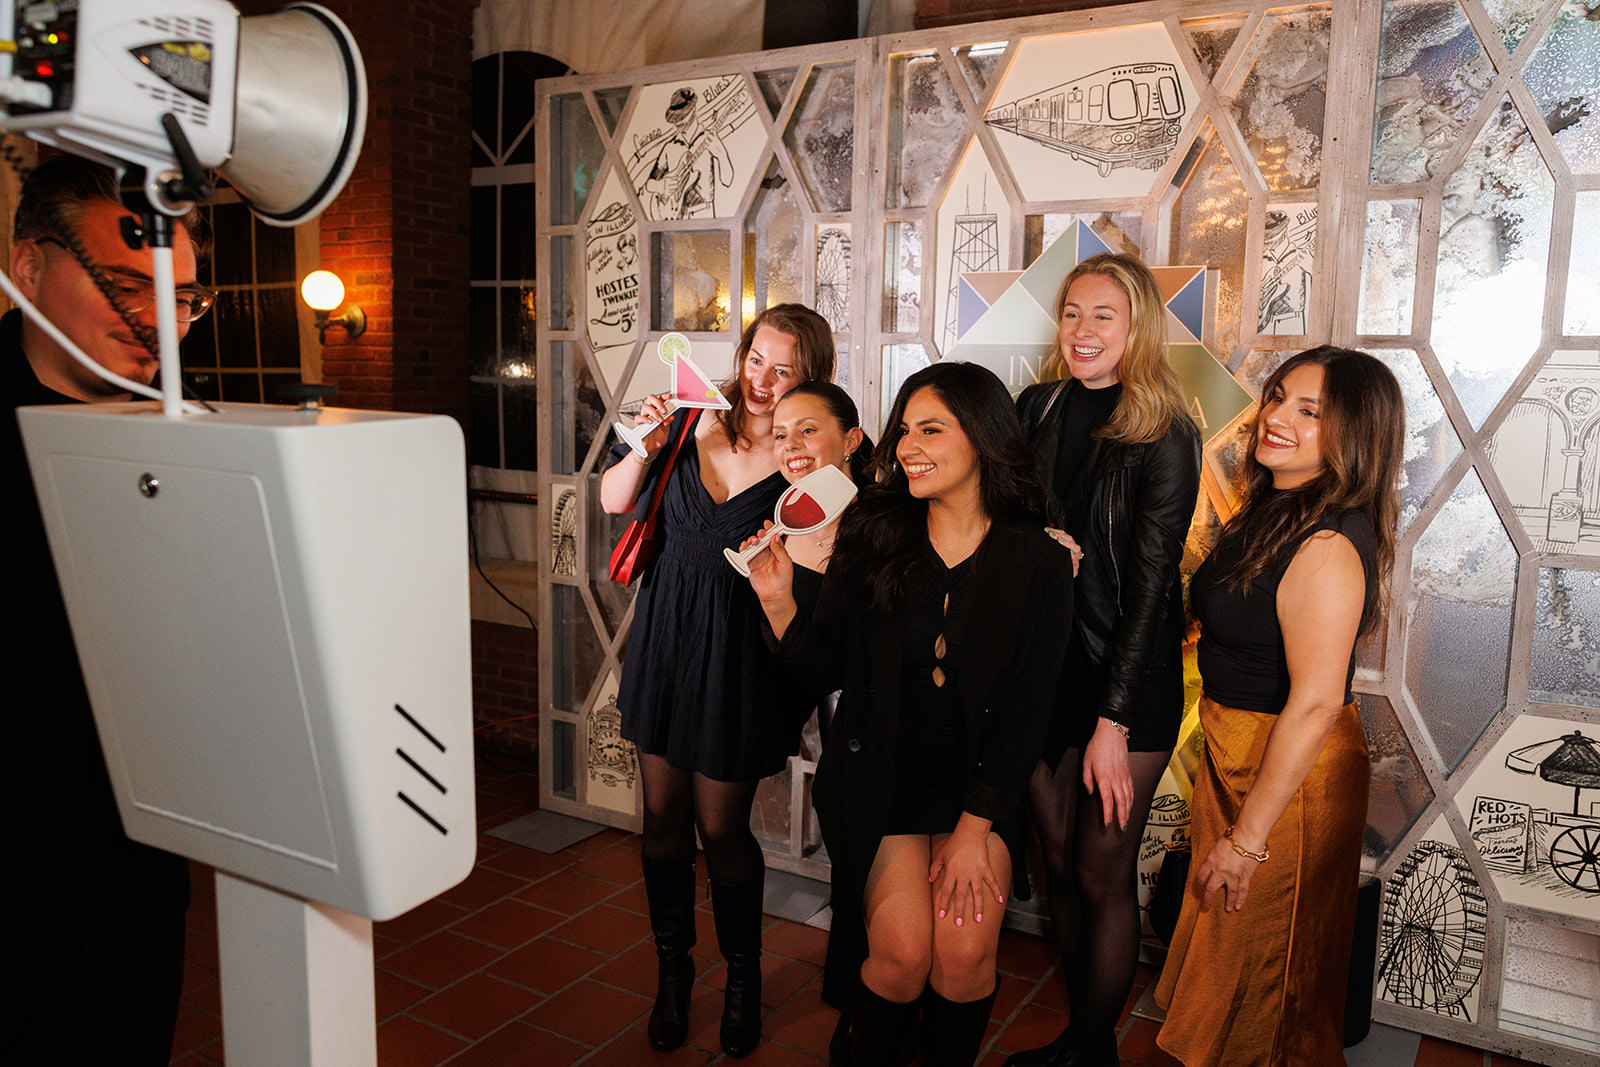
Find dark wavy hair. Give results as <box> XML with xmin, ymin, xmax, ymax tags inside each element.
<box><xmin>718</xmin><ymin>303</ymin><xmax>836</xmax><ymax>451</ymax></box>
<box><xmin>774</xmin><ymin>380</ymin><xmax>875</xmax><ymax>487</ymax></box>
<box><xmin>15</xmin><ymin>154</ymin><xmax>211</xmax><ymax>262</ymax></box>
<box><xmin>831</xmin><ymin>361</ymin><xmax>1048</xmax><ymax>614</ymax></box>
<box><xmin>1217</xmin><ymin>346</ymin><xmax>1403</xmax><ymax>634</ymax></box>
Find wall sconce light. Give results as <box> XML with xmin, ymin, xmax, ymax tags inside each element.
<box><xmin>301</xmin><ymin>269</ymin><xmax>366</xmax><ymax>343</ymax></box>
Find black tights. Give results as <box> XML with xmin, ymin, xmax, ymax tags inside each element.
<box><xmin>1028</xmin><ymin>746</ymin><xmax>1170</xmax><ymax>1046</ymax></box>
<box><xmin>639</xmin><ymin>752</ymin><xmax>764</xmax><ymax>887</ymax></box>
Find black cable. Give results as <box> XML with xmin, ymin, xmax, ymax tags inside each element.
<box><xmin>466</xmin><ymin>469</ymin><xmax>538</xmax><ymax>630</ymax></box>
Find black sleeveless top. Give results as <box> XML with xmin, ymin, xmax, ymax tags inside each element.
<box><xmin>1191</xmin><ymin>509</ymin><xmax>1377</xmax><ymax>715</ymax></box>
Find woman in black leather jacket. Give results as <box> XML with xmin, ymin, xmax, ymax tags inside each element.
<box><xmin>1005</xmin><ymin>253</ymin><xmax>1201</xmax><ymax>1067</ymax></box>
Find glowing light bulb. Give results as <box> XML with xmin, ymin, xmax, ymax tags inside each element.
<box><xmin>301</xmin><ymin>270</ymin><xmax>345</xmax><ymax>311</ymax></box>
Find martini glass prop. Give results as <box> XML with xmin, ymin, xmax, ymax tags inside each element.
<box><xmin>614</xmin><ymin>332</ymin><xmax>731</xmax><ymax>457</ymax></box>
<box><xmin>724</xmin><ymin>465</ymin><xmax>858</xmax><ymax>577</ymax></box>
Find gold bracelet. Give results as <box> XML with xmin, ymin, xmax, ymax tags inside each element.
<box><xmin>631</xmin><ymin>451</ymin><xmax>651</xmax><ymax>466</ymax></box>
<box><xmin>1225</xmin><ymin>825</ymin><xmax>1269</xmax><ymax>863</ymax></box>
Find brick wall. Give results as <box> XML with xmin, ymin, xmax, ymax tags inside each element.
<box><xmin>234</xmin><ymin>0</ymin><xmax>472</xmax><ymax>424</ymax></box>
<box><xmin>915</xmin><ymin>0</ymin><xmax>1144</xmax><ymax>28</ymax></box>
<box><xmin>471</xmin><ymin>620</ymin><xmax>540</xmax><ymax>761</ymax></box>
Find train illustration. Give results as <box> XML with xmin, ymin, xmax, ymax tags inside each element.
<box><xmin>985</xmin><ymin>63</ymin><xmax>1186</xmax><ymax>177</ymax></box>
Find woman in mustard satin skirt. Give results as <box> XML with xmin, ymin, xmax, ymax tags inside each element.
<box><xmin>1154</xmin><ymin>347</ymin><xmax>1404</xmax><ymax>1067</ymax></box>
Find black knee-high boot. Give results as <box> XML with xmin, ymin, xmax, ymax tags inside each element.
<box><xmin>711</xmin><ymin>872</ymin><xmax>764</xmax><ymax>1057</ymax></box>
<box><xmin>642</xmin><ymin>857</ymin><xmax>697</xmax><ymax>1051</ymax></box>
<box><xmin>920</xmin><ymin>986</ymin><xmax>998</xmax><ymax>1067</ymax></box>
<box><xmin>844</xmin><ymin>979</ymin><xmax>921</xmax><ymax>1066</ymax></box>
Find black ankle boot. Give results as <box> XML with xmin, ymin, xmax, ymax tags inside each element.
<box><xmin>919</xmin><ymin>985</ymin><xmax>998</xmax><ymax>1066</ymax></box>
<box><xmin>642</xmin><ymin>857</ymin><xmax>696</xmax><ymax>1051</ymax></box>
<box><xmin>843</xmin><ymin>978</ymin><xmax>920</xmax><ymax>1067</ymax></box>
<box><xmin>711</xmin><ymin>873</ymin><xmax>764</xmax><ymax>1057</ymax></box>
<box><xmin>1002</xmin><ymin>1026</ymin><xmax>1119</xmax><ymax>1067</ymax></box>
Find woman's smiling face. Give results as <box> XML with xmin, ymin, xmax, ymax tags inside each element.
<box><xmin>1256</xmin><ymin>362</ymin><xmax>1326</xmax><ymax>489</ymax></box>
<box><xmin>740</xmin><ymin>325</ymin><xmax>799</xmax><ymax>415</ymax></box>
<box><xmin>896</xmin><ymin>386</ymin><xmax>980</xmax><ymax>504</ymax></box>
<box><xmin>772</xmin><ymin>392</ymin><xmax>861</xmax><ymax>484</ymax></box>
<box><xmin>1057</xmin><ymin>271</ymin><xmax>1131</xmax><ymax>390</ymax></box>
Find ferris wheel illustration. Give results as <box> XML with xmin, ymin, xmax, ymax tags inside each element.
<box><xmin>1376</xmin><ymin>840</ymin><xmax>1486</xmax><ymax>1019</ymax></box>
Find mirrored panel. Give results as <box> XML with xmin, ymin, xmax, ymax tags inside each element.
<box><xmin>1405</xmin><ymin>468</ymin><xmax>1518</xmax><ymax>773</ymax></box>
<box><xmin>1357</xmin><ymin>693</ymin><xmax>1435</xmax><ymax>863</ymax></box>
<box><xmin>652</xmin><ymin>231</ymin><xmax>732</xmax><ymax>332</ymax></box>
<box><xmin>887</xmin><ymin>51</ymin><xmax>966</xmax><ymax>210</ymax></box>
<box><xmin>787</xmin><ymin>62</ymin><xmax>856</xmax><ymax>213</ymax></box>
<box><xmin>1228</xmin><ymin>6</ymin><xmax>1331</xmax><ymax>191</ymax></box>
<box><xmin>1358</xmin><ymin>199</ymin><xmax>1420</xmax><ymax>335</ymax></box>
<box><xmin>1431</xmin><ymin>97</ymin><xmax>1554</xmax><ymax>428</ymax></box>
<box><xmin>1371</xmin><ymin>0</ymin><xmax>1496</xmax><ymax>185</ymax></box>
<box><xmin>1531</xmin><ymin>567</ymin><xmax>1600</xmax><ymax>707</ymax></box>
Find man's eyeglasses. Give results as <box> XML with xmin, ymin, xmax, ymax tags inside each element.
<box><xmin>35</xmin><ymin>236</ymin><xmax>216</xmax><ymax>323</ymax></box>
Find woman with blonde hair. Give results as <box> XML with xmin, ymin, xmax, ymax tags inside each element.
<box><xmin>1007</xmin><ymin>252</ymin><xmax>1201</xmax><ymax>1067</ymax></box>
<box><xmin>1155</xmin><ymin>346</ymin><xmax>1403</xmax><ymax>1066</ymax></box>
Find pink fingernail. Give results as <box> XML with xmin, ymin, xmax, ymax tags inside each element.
<box><xmin>938</xmin><ymin>909</ymin><xmax>946</xmax><ymax>919</ymax></box>
<box><xmin>975</xmin><ymin>914</ymin><xmax>983</xmax><ymax>924</ymax></box>
<box><xmin>955</xmin><ymin>917</ymin><xmax>963</xmax><ymax>927</ymax></box>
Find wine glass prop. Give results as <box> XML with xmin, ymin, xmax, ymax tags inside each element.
<box><xmin>723</xmin><ymin>465</ymin><xmax>858</xmax><ymax>577</ymax></box>
<box><xmin>613</xmin><ymin>332</ymin><xmax>731</xmax><ymax>457</ymax></box>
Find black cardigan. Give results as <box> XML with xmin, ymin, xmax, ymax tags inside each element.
<box><xmin>775</xmin><ymin>519</ymin><xmax>1074</xmax><ymax>1006</ymax></box>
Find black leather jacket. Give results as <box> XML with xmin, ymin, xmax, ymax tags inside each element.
<box><xmin>1016</xmin><ymin>378</ymin><xmax>1201</xmax><ymax>731</ymax></box>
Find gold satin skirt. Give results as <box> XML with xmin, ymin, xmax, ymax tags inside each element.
<box><xmin>1154</xmin><ymin>697</ymin><xmax>1369</xmax><ymax>1067</ymax></box>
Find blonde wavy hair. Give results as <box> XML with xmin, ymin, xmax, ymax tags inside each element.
<box><xmin>1042</xmin><ymin>252</ymin><xmax>1191</xmax><ymax>445</ymax></box>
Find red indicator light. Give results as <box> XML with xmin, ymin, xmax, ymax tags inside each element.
<box><xmin>34</xmin><ymin>61</ymin><xmax>54</xmax><ymax>78</ymax></box>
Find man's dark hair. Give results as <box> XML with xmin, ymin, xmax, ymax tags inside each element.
<box><xmin>14</xmin><ymin>154</ymin><xmax>211</xmax><ymax>262</ymax></box>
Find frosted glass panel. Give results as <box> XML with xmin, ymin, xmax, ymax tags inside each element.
<box><xmin>1357</xmin><ymin>693</ymin><xmax>1434</xmax><ymax>862</ymax></box>
<box><xmin>882</xmin><ymin>343</ymin><xmax>931</xmax><ymax>424</ymax></box>
<box><xmin>952</xmin><ymin>42</ymin><xmax>1007</xmax><ymax>105</ymax></box>
<box><xmin>1482</xmin><ymin>0</ymin><xmax>1546</xmax><ymax>56</ymax></box>
<box><xmin>756</xmin><ymin>68</ymin><xmax>797</xmax><ymax>118</ymax></box>
<box><xmin>888</xmin><ymin>51</ymin><xmax>966</xmax><ymax>209</ymax></box>
<box><xmin>1370</xmin><ymin>348</ymin><xmax>1462</xmax><ymax>532</ymax></box>
<box><xmin>1166</xmin><ymin>123</ymin><xmax>1248</xmax><ymax>357</ymax></box>
<box><xmin>587</xmin><ymin>477</ymin><xmax>633</xmax><ymax>640</ymax></box>
<box><xmin>1522</xmin><ymin>5</ymin><xmax>1600</xmax><ymax>175</ymax></box>
<box><xmin>1431</xmin><ymin>98</ymin><xmax>1553</xmax><ymax>428</ymax></box>
<box><xmin>551</xmin><ymin>584</ymin><xmax>605</xmax><ymax>713</ymax></box>
<box><xmin>1181</xmin><ymin>13</ymin><xmax>1247</xmax><ymax>83</ymax></box>
<box><xmin>1358</xmin><ymin>200</ymin><xmax>1420</xmax><ymax>335</ymax></box>
<box><xmin>1531</xmin><ymin>568</ymin><xmax>1600</xmax><ymax>707</ymax></box>
<box><xmin>787</xmin><ymin>63</ymin><xmax>855</xmax><ymax>212</ymax></box>
<box><xmin>751</xmin><ymin>762</ymin><xmax>795</xmax><ymax>853</ymax></box>
<box><xmin>594</xmin><ymin>86</ymin><xmax>631</xmax><ymax>135</ymax></box>
<box><xmin>1229</xmin><ymin>7</ymin><xmax>1331</xmax><ymax>191</ymax></box>
<box><xmin>1566</xmin><ymin>191</ymin><xmax>1600</xmax><ymax>336</ymax></box>
<box><xmin>744</xmin><ymin>160</ymin><xmax>804</xmax><ymax>322</ymax></box>
<box><xmin>1405</xmin><ymin>469</ymin><xmax>1518</xmax><ymax>773</ymax></box>
<box><xmin>652</xmin><ymin>231</ymin><xmax>732</xmax><ymax>332</ymax></box>
<box><xmin>1371</xmin><ymin>0</ymin><xmax>1496</xmax><ymax>184</ymax></box>
<box><xmin>884</xmin><ymin>221</ymin><xmax>923</xmax><ymax>333</ymax></box>
<box><xmin>551</xmin><ymin>93</ymin><xmax>603</xmax><ymax>226</ymax></box>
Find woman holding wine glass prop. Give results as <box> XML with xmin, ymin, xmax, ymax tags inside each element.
<box><xmin>1006</xmin><ymin>253</ymin><xmax>1201</xmax><ymax>1067</ymax></box>
<box><xmin>745</xmin><ymin>362</ymin><xmax>1074</xmax><ymax>1066</ymax></box>
<box><xmin>599</xmin><ymin>303</ymin><xmax>835</xmax><ymax>1058</ymax></box>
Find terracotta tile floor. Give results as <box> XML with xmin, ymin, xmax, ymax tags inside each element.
<box><xmin>166</xmin><ymin>759</ymin><xmax>1539</xmax><ymax>1066</ymax></box>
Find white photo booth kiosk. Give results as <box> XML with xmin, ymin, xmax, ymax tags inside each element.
<box><xmin>2</xmin><ymin>3</ymin><xmax>474</xmax><ymax>1063</ymax></box>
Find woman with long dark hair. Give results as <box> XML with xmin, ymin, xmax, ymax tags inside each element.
<box><xmin>746</xmin><ymin>361</ymin><xmax>1074</xmax><ymax>1066</ymax></box>
<box><xmin>1154</xmin><ymin>346</ymin><xmax>1403</xmax><ymax>1066</ymax></box>
<box><xmin>1007</xmin><ymin>253</ymin><xmax>1201</xmax><ymax>1067</ymax></box>
<box><xmin>599</xmin><ymin>303</ymin><xmax>835</xmax><ymax>1058</ymax></box>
